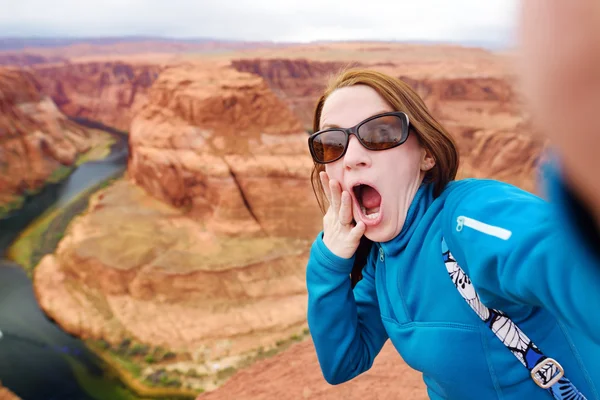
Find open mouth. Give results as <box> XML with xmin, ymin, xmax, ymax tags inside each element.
<box><xmin>352</xmin><ymin>184</ymin><xmax>382</xmax><ymax>220</ymax></box>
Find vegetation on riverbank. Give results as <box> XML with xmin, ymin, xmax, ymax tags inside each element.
<box><xmin>6</xmin><ymin>170</ymin><xmax>124</xmax><ymax>276</ymax></box>
<box><xmin>86</xmin><ymin>327</ymin><xmax>311</xmax><ymax>398</ymax></box>
<box><xmin>87</xmin><ymin>340</ymin><xmax>198</xmax><ymax>400</ymax></box>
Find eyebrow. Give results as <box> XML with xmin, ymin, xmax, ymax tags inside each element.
<box><xmin>321</xmin><ymin>110</ymin><xmax>393</xmax><ymax>130</ymax></box>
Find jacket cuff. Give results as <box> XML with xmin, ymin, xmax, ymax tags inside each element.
<box><xmin>311</xmin><ymin>231</ymin><xmax>356</xmax><ymax>275</ymax></box>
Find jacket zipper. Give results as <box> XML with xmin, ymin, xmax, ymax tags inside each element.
<box><xmin>376</xmin><ymin>245</ymin><xmax>398</xmax><ymax>322</ymax></box>
<box><xmin>456</xmin><ymin>216</ymin><xmax>512</xmax><ymax>240</ymax></box>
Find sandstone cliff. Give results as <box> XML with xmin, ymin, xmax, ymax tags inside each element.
<box><xmin>415</xmin><ymin>76</ymin><xmax>542</xmax><ymax>192</ymax></box>
<box><xmin>34</xmin><ymin>62</ymin><xmax>321</xmax><ymax>392</ymax></box>
<box><xmin>33</xmin><ymin>61</ymin><xmax>162</xmax><ymax>132</ymax></box>
<box><xmin>0</xmin><ymin>67</ymin><xmax>112</xmax><ymax>215</ymax></box>
<box><xmin>128</xmin><ymin>63</ymin><xmax>320</xmax><ymax>238</ymax></box>
<box><xmin>231</xmin><ymin>58</ymin><xmax>358</xmax><ymax>129</ymax></box>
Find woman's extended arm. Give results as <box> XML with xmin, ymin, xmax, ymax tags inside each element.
<box><xmin>518</xmin><ymin>0</ymin><xmax>600</xmax><ymax>227</ymax></box>
<box><xmin>442</xmin><ymin>177</ymin><xmax>600</xmax><ymax>343</ymax></box>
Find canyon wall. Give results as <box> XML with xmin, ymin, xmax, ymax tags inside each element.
<box><xmin>33</xmin><ymin>61</ymin><xmax>162</xmax><ymax>132</ymax></box>
<box><xmin>128</xmin><ymin>62</ymin><xmax>320</xmax><ymax>238</ymax></box>
<box><xmin>0</xmin><ymin>67</ymin><xmax>108</xmax><ymax>214</ymax></box>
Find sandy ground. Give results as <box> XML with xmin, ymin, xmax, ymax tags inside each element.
<box><xmin>198</xmin><ymin>339</ymin><xmax>427</xmax><ymax>400</ymax></box>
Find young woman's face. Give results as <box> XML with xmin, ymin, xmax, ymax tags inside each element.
<box><xmin>320</xmin><ymin>84</ymin><xmax>434</xmax><ymax>242</ymax></box>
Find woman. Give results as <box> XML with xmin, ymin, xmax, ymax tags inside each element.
<box><xmin>305</xmin><ymin>68</ymin><xmax>600</xmax><ymax>399</ymax></box>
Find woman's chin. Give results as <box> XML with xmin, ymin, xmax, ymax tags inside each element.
<box><xmin>363</xmin><ymin>217</ymin><xmax>403</xmax><ymax>243</ymax></box>
<box><xmin>364</xmin><ymin>226</ymin><xmax>394</xmax><ymax>243</ymax></box>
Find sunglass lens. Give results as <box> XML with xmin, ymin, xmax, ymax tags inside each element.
<box><xmin>359</xmin><ymin>115</ymin><xmax>407</xmax><ymax>150</ymax></box>
<box><xmin>312</xmin><ymin>130</ymin><xmax>346</xmax><ymax>162</ymax></box>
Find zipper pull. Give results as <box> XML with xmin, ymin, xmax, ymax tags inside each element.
<box><xmin>379</xmin><ymin>247</ymin><xmax>385</xmax><ymax>262</ymax></box>
<box><xmin>455</xmin><ymin>215</ymin><xmax>512</xmax><ymax>240</ymax></box>
<box><xmin>456</xmin><ymin>216</ymin><xmax>465</xmax><ymax>232</ymax></box>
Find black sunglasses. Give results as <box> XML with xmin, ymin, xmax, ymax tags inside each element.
<box><xmin>308</xmin><ymin>111</ymin><xmax>411</xmax><ymax>164</ymax></box>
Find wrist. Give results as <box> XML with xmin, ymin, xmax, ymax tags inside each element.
<box><xmin>322</xmin><ymin>234</ymin><xmax>355</xmax><ymax>260</ymax></box>
<box><xmin>312</xmin><ymin>232</ymin><xmax>356</xmax><ymax>274</ymax></box>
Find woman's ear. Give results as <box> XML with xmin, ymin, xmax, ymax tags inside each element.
<box><xmin>420</xmin><ymin>148</ymin><xmax>435</xmax><ymax>172</ymax></box>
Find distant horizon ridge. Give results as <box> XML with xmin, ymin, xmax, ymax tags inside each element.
<box><xmin>0</xmin><ymin>36</ymin><xmax>510</xmax><ymax>51</ymax></box>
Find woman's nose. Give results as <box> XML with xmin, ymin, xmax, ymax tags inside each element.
<box><xmin>343</xmin><ymin>135</ymin><xmax>371</xmax><ymax>170</ymax></box>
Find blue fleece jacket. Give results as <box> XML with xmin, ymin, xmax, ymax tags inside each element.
<box><xmin>306</xmin><ymin>166</ymin><xmax>600</xmax><ymax>399</ymax></box>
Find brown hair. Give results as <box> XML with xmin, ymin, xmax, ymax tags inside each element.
<box><xmin>310</xmin><ymin>68</ymin><xmax>460</xmax><ymax>287</ymax></box>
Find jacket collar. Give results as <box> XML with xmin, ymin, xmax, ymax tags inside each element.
<box><xmin>378</xmin><ymin>182</ymin><xmax>435</xmax><ymax>257</ymax></box>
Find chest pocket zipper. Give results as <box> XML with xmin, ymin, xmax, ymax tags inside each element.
<box><xmin>376</xmin><ymin>246</ymin><xmax>399</xmax><ymax>322</ymax></box>
<box><xmin>456</xmin><ymin>216</ymin><xmax>512</xmax><ymax>240</ymax></box>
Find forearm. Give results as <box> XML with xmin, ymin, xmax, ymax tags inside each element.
<box><xmin>306</xmin><ymin>234</ymin><xmax>387</xmax><ymax>384</ymax></box>
<box><xmin>307</xmin><ymin>261</ymin><xmax>367</xmax><ymax>384</ymax></box>
<box><xmin>519</xmin><ymin>0</ymin><xmax>600</xmax><ymax>227</ymax></box>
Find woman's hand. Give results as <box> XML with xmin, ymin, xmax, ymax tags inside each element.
<box><xmin>518</xmin><ymin>0</ymin><xmax>600</xmax><ymax>224</ymax></box>
<box><xmin>319</xmin><ymin>171</ymin><xmax>366</xmax><ymax>259</ymax></box>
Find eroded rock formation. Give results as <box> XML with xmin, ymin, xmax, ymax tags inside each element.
<box><xmin>231</xmin><ymin>58</ymin><xmax>357</xmax><ymax>128</ymax></box>
<box><xmin>128</xmin><ymin>63</ymin><xmax>320</xmax><ymax>238</ymax></box>
<box><xmin>33</xmin><ymin>61</ymin><xmax>162</xmax><ymax>131</ymax></box>
<box><xmin>0</xmin><ymin>67</ymin><xmax>109</xmax><ymax>214</ymax></box>
<box><xmin>34</xmin><ymin>62</ymin><xmax>321</xmax><ymax>391</ymax></box>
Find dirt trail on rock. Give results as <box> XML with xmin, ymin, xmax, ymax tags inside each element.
<box><xmin>198</xmin><ymin>340</ymin><xmax>427</xmax><ymax>400</ymax></box>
